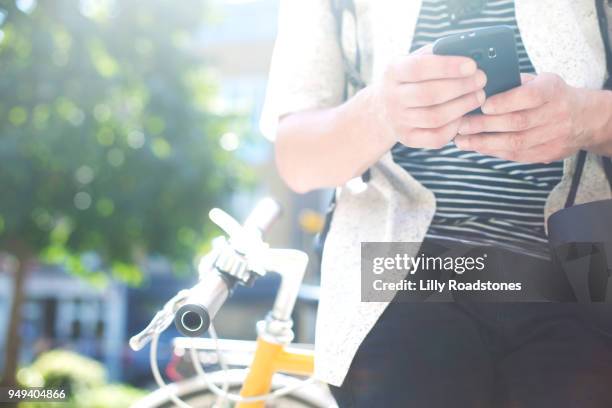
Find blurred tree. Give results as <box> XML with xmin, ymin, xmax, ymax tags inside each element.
<box><xmin>0</xmin><ymin>0</ymin><xmax>251</xmax><ymax>386</ymax></box>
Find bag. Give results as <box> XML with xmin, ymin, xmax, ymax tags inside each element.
<box><xmin>546</xmin><ymin>1</ymin><xmax>612</xmax><ymax>303</ymax></box>
<box><xmin>548</xmin><ymin>153</ymin><xmax>612</xmax><ymax>302</ymax></box>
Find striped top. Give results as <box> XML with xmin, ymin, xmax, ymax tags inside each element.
<box><xmin>392</xmin><ymin>0</ymin><xmax>564</xmax><ymax>253</ymax></box>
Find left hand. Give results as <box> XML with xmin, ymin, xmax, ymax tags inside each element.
<box><xmin>454</xmin><ymin>73</ymin><xmax>599</xmax><ymax>163</ymax></box>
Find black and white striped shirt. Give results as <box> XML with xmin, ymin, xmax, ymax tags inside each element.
<box><xmin>392</xmin><ymin>0</ymin><xmax>563</xmax><ymax>252</ymax></box>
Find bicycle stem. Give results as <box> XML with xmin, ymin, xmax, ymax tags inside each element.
<box><xmin>264</xmin><ymin>249</ymin><xmax>309</xmax><ymax>323</ymax></box>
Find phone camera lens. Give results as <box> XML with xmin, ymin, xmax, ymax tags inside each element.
<box><xmin>488</xmin><ymin>47</ymin><xmax>497</xmax><ymax>59</ymax></box>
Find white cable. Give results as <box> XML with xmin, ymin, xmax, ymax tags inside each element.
<box><xmin>189</xmin><ymin>322</ymin><xmax>316</xmax><ymax>403</ymax></box>
<box><xmin>150</xmin><ymin>331</ymin><xmax>194</xmax><ymax>408</ymax></box>
<box><xmin>209</xmin><ymin>324</ymin><xmax>230</xmax><ymax>408</ymax></box>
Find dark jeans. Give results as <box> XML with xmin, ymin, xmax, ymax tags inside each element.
<box><xmin>330</xmin><ymin>302</ymin><xmax>612</xmax><ymax>407</ymax></box>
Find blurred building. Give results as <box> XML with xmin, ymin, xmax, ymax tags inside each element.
<box><xmin>0</xmin><ymin>264</ymin><xmax>126</xmax><ymax>380</ymax></box>
<box><xmin>196</xmin><ymin>0</ymin><xmax>331</xmax><ymax>274</ymax></box>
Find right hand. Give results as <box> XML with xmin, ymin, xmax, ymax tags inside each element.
<box><xmin>375</xmin><ymin>45</ymin><xmax>487</xmax><ymax>149</ymax></box>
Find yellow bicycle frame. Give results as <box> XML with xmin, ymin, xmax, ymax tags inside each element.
<box><xmin>237</xmin><ymin>336</ymin><xmax>315</xmax><ymax>408</ymax></box>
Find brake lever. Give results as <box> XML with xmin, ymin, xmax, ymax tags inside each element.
<box><xmin>129</xmin><ymin>289</ymin><xmax>191</xmax><ymax>351</ymax></box>
<box><xmin>210</xmin><ymin>208</ymin><xmax>266</xmax><ymax>251</ymax></box>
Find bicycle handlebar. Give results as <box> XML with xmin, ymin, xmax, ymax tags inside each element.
<box><xmin>243</xmin><ymin>197</ymin><xmax>282</xmax><ymax>235</ymax></box>
<box><xmin>174</xmin><ymin>198</ymin><xmax>282</xmax><ymax>337</ymax></box>
<box><xmin>174</xmin><ymin>272</ymin><xmax>236</xmax><ymax>336</ymax></box>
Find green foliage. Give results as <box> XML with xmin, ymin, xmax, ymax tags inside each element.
<box><xmin>0</xmin><ymin>0</ymin><xmax>247</xmax><ymax>279</ymax></box>
<box><xmin>17</xmin><ymin>349</ymin><xmax>106</xmax><ymax>391</ymax></box>
<box><xmin>17</xmin><ymin>350</ymin><xmax>146</xmax><ymax>408</ymax></box>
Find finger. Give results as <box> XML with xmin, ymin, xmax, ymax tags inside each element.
<box><xmin>455</xmin><ymin>124</ymin><xmax>565</xmax><ymax>157</ymax></box>
<box><xmin>413</xmin><ymin>43</ymin><xmax>433</xmax><ymax>55</ymax></box>
<box><xmin>388</xmin><ymin>54</ymin><xmax>477</xmax><ymax>83</ymax></box>
<box><xmin>468</xmin><ymin>140</ymin><xmax>570</xmax><ymax>164</ymax></box>
<box><xmin>399</xmin><ymin>70</ymin><xmax>487</xmax><ymax>107</ymax></box>
<box><xmin>515</xmin><ymin>140</ymin><xmax>572</xmax><ymax>163</ymax></box>
<box><xmin>481</xmin><ymin>73</ymin><xmax>560</xmax><ymax>115</ymax></box>
<box><xmin>457</xmin><ymin>101</ymin><xmax>555</xmax><ymax>135</ymax></box>
<box><xmin>405</xmin><ymin>90</ymin><xmax>485</xmax><ymax>129</ymax></box>
<box><xmin>400</xmin><ymin>118</ymin><xmax>461</xmax><ymax>149</ymax></box>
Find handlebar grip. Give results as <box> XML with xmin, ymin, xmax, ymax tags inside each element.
<box><xmin>243</xmin><ymin>197</ymin><xmax>281</xmax><ymax>234</ymax></box>
<box><xmin>175</xmin><ymin>303</ymin><xmax>211</xmax><ymax>337</ymax></box>
<box><xmin>174</xmin><ymin>272</ymin><xmax>233</xmax><ymax>336</ymax></box>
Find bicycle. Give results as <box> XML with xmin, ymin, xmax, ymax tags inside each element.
<box><xmin>129</xmin><ymin>198</ymin><xmax>337</xmax><ymax>408</ymax></box>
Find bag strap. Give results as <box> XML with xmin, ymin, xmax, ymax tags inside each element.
<box><xmin>565</xmin><ymin>150</ymin><xmax>588</xmax><ymax>208</ymax></box>
<box><xmin>330</xmin><ymin>0</ymin><xmax>366</xmax><ymax>98</ymax></box>
<box><xmin>604</xmin><ymin>156</ymin><xmax>612</xmax><ymax>185</ymax></box>
<box><xmin>565</xmin><ymin>153</ymin><xmax>612</xmax><ymax>208</ymax></box>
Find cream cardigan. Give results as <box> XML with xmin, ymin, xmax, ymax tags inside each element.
<box><xmin>261</xmin><ymin>0</ymin><xmax>612</xmax><ymax>387</ymax></box>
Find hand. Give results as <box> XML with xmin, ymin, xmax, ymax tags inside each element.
<box><xmin>375</xmin><ymin>45</ymin><xmax>487</xmax><ymax>149</ymax></box>
<box><xmin>454</xmin><ymin>73</ymin><xmax>608</xmax><ymax>163</ymax></box>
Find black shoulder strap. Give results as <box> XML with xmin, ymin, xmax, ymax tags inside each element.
<box><xmin>565</xmin><ymin>150</ymin><xmax>588</xmax><ymax>208</ymax></box>
<box><xmin>604</xmin><ymin>155</ymin><xmax>612</xmax><ymax>185</ymax></box>
<box><xmin>566</xmin><ymin>153</ymin><xmax>612</xmax><ymax>208</ymax></box>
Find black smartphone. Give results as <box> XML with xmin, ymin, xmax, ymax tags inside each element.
<box><xmin>433</xmin><ymin>25</ymin><xmax>521</xmax><ymax>113</ymax></box>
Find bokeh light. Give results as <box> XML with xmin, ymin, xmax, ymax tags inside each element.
<box><xmin>74</xmin><ymin>192</ymin><xmax>93</xmax><ymax>210</ymax></box>
<box><xmin>220</xmin><ymin>131</ymin><xmax>240</xmax><ymax>151</ymax></box>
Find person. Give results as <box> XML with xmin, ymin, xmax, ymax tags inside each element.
<box><xmin>261</xmin><ymin>0</ymin><xmax>612</xmax><ymax>406</ymax></box>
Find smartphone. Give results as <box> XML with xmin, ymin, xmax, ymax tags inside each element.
<box><xmin>433</xmin><ymin>25</ymin><xmax>521</xmax><ymax>113</ymax></box>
